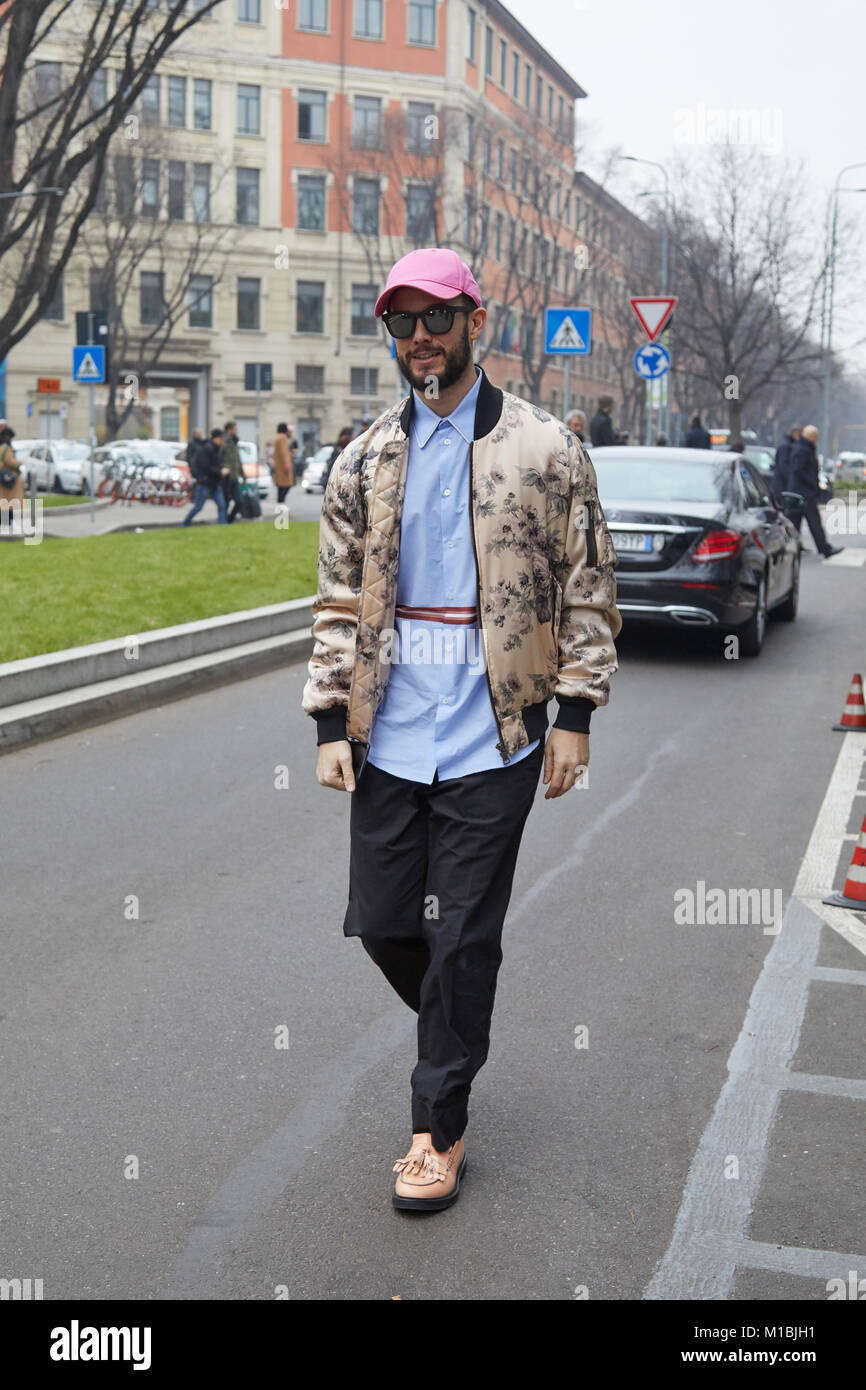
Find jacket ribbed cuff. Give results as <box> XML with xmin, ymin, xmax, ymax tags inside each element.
<box><xmin>311</xmin><ymin>706</ymin><xmax>348</xmax><ymax>745</ymax></box>
<box><xmin>552</xmin><ymin>695</ymin><xmax>595</xmax><ymax>734</ymax></box>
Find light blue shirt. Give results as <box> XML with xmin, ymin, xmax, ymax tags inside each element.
<box><xmin>367</xmin><ymin>367</ymin><xmax>539</xmax><ymax>783</ymax></box>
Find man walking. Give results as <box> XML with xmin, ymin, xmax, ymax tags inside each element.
<box><xmin>302</xmin><ymin>247</ymin><xmax>621</xmax><ymax>1211</ymax></box>
<box><xmin>567</xmin><ymin>410</ymin><xmax>586</xmax><ymax>442</ymax></box>
<box><xmin>789</xmin><ymin>424</ymin><xmax>842</xmax><ymax>558</ymax></box>
<box><xmin>589</xmin><ymin>395</ymin><xmax>616</xmax><ymax>446</ymax></box>
<box><xmin>219</xmin><ymin>421</ymin><xmax>244</xmax><ymax>523</ymax></box>
<box><xmin>684</xmin><ymin>413</ymin><xmax>711</xmax><ymax>448</ymax></box>
<box><xmin>183</xmin><ymin>427</ymin><xmax>227</xmax><ymax>525</ymax></box>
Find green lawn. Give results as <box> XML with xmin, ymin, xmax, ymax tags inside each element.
<box><xmin>2</xmin><ymin>522</ymin><xmax>320</xmax><ymax>663</ymax></box>
<box><xmin>38</xmin><ymin>494</ymin><xmax>92</xmax><ymax>508</ymax></box>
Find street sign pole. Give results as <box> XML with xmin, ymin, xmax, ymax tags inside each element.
<box><xmin>255</xmin><ymin>365</ymin><xmax>261</xmax><ymax>466</ymax></box>
<box><xmin>89</xmin><ymin>382</ymin><xmax>95</xmax><ymax>524</ymax></box>
<box><xmin>563</xmin><ymin>355</ymin><xmax>570</xmax><ymax>420</ymax></box>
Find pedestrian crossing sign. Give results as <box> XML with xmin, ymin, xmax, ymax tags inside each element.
<box><xmin>72</xmin><ymin>346</ymin><xmax>105</xmax><ymax>383</ymax></box>
<box><xmin>544</xmin><ymin>307</ymin><xmax>592</xmax><ymax>355</ymax></box>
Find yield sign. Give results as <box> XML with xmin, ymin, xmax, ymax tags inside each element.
<box><xmin>629</xmin><ymin>296</ymin><xmax>677</xmax><ymax>341</ymax></box>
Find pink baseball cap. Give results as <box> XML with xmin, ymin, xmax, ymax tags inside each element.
<box><xmin>374</xmin><ymin>247</ymin><xmax>482</xmax><ymax>318</ymax></box>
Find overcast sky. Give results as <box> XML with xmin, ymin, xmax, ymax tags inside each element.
<box><xmin>506</xmin><ymin>0</ymin><xmax>865</xmax><ymax>361</ymax></box>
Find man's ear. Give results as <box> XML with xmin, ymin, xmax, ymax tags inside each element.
<box><xmin>470</xmin><ymin>306</ymin><xmax>486</xmax><ymax>341</ymax></box>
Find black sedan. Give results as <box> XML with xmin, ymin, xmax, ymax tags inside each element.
<box><xmin>591</xmin><ymin>447</ymin><xmax>801</xmax><ymax>656</ymax></box>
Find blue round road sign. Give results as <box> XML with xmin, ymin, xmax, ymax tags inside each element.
<box><xmin>634</xmin><ymin>342</ymin><xmax>671</xmax><ymax>379</ymax></box>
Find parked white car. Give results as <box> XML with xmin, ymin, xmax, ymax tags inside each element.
<box><xmin>24</xmin><ymin>440</ymin><xmax>92</xmax><ymax>493</ymax></box>
<box><xmin>301</xmin><ymin>444</ymin><xmax>335</xmax><ymax>492</ymax></box>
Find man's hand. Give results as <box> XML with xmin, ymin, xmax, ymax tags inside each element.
<box><xmin>543</xmin><ymin>729</ymin><xmax>589</xmax><ymax>800</ymax></box>
<box><xmin>316</xmin><ymin>739</ymin><xmax>355</xmax><ymax>793</ymax></box>
<box><xmin>220</xmin><ymin>467</ymin><xmax>229</xmax><ymax>476</ymax></box>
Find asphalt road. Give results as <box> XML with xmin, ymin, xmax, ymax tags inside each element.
<box><xmin>2</xmin><ymin>540</ymin><xmax>865</xmax><ymax>1301</ymax></box>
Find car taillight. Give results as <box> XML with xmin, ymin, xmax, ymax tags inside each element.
<box><xmin>691</xmin><ymin>528</ymin><xmax>741</xmax><ymax>562</ymax></box>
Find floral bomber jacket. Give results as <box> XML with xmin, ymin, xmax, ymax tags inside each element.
<box><xmin>301</xmin><ymin>367</ymin><xmax>622</xmax><ymax>765</ymax></box>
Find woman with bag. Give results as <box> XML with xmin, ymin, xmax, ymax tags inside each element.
<box><xmin>0</xmin><ymin>426</ymin><xmax>24</xmax><ymax>532</ymax></box>
<box><xmin>272</xmin><ymin>422</ymin><xmax>295</xmax><ymax>505</ymax></box>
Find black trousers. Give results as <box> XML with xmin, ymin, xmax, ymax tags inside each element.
<box><xmin>342</xmin><ymin>741</ymin><xmax>545</xmax><ymax>1151</ymax></box>
<box><xmin>802</xmin><ymin>496</ymin><xmax>831</xmax><ymax>556</ymax></box>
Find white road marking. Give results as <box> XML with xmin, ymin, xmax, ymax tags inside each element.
<box><xmin>821</xmin><ymin>550</ymin><xmax>866</xmax><ymax>566</ymax></box>
<box><xmin>645</xmin><ymin>734</ymin><xmax>866</xmax><ymax>1299</ymax></box>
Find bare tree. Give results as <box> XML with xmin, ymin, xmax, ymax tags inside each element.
<box><xmin>0</xmin><ymin>0</ymin><xmax>221</xmax><ymax>362</ymax></box>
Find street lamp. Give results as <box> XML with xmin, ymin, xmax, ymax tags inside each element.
<box><xmin>619</xmin><ymin>155</ymin><xmax>671</xmax><ymax>442</ymax></box>
<box><xmin>821</xmin><ymin>162</ymin><xmax>866</xmax><ymax>458</ymax></box>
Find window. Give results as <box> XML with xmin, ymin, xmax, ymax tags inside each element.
<box><xmin>548</xmin><ymin>84</ymin><xmax>554</xmax><ymax>124</ymax></box>
<box><xmin>494</xmin><ymin>212</ymin><xmax>503</xmax><ymax>262</ymax></box>
<box><xmin>466</xmin><ymin>7</ymin><xmax>476</xmax><ymax>62</ymax></box>
<box><xmin>558</xmin><ymin>94</ymin><xmax>564</xmax><ymax>132</ymax></box>
<box><xmin>483</xmin><ymin>129</ymin><xmax>491</xmax><ymax>173</ymax></box>
<box><xmin>140</xmin><ymin>272</ymin><xmax>165</xmax><ymax>326</ymax></box>
<box><xmin>408</xmin><ymin>0</ymin><xmax>435</xmax><ymax>45</ymax></box>
<box><xmin>194</xmin><ymin>78</ymin><xmax>212</xmax><ymax>130</ymax></box>
<box><xmin>297</xmin><ymin>173</ymin><xmax>326</xmax><ymax>230</ymax></box>
<box><xmin>297</xmin><ymin>281</ymin><xmax>325</xmax><ymax>333</ymax></box>
<box><xmin>142</xmin><ymin>74</ymin><xmax>160</xmax><ymax>124</ymax></box>
<box><xmin>464</xmin><ymin>192</ymin><xmax>474</xmax><ymax>243</ymax></box>
<box><xmin>236</xmin><ymin>167</ymin><xmax>260</xmax><ymax>224</ymax></box>
<box><xmin>351</xmin><ymin>284</ymin><xmax>377</xmax><ymax>336</ymax></box>
<box><xmin>188</xmin><ymin>275</ymin><xmax>212</xmax><ymax>328</ymax></box>
<box><xmin>464</xmin><ymin>113</ymin><xmax>474</xmax><ymax>163</ymax></box>
<box><xmin>299</xmin><ymin>0</ymin><xmax>328</xmax><ymax>30</ymax></box>
<box><xmin>168</xmin><ymin>161</ymin><xmax>185</xmax><ymax>219</ymax></box>
<box><xmin>114</xmin><ymin>155</ymin><xmax>134</xmax><ymax>217</ymax></box>
<box><xmin>524</xmin><ymin>63</ymin><xmax>531</xmax><ymax>107</ymax></box>
<box><xmin>496</xmin><ymin>138</ymin><xmax>504</xmax><ymax>181</ymax></box>
<box><xmin>480</xmin><ymin>205</ymin><xmax>489</xmax><ymax>254</ymax></box>
<box><xmin>237</xmin><ymin>84</ymin><xmax>260</xmax><ymax>135</ymax></box>
<box><xmin>238</xmin><ymin>0</ymin><xmax>261</xmax><ymax>20</ymax></box>
<box><xmin>536</xmin><ymin>75</ymin><xmax>543</xmax><ymax>115</ymax></box>
<box><xmin>296</xmin><ymin>364</ymin><xmax>325</xmax><ymax>393</ymax></box>
<box><xmin>35</xmin><ymin>61</ymin><xmax>61</xmax><ymax>103</ymax></box>
<box><xmin>350</xmin><ymin>366</ymin><xmax>378</xmax><ymax>395</ymax></box>
<box><xmin>484</xmin><ymin>25</ymin><xmax>493</xmax><ymax>77</ymax></box>
<box><xmin>93</xmin><ymin>164</ymin><xmax>108</xmax><ymax>215</ymax></box>
<box><xmin>407</xmin><ymin>100</ymin><xmax>435</xmax><ymax>152</ymax></box>
<box><xmin>193</xmin><ymin>163</ymin><xmax>211</xmax><ymax>221</ymax></box>
<box><xmin>298</xmin><ymin>89</ymin><xmax>326</xmax><ymax>141</ymax></box>
<box><xmin>352</xmin><ymin>176</ymin><xmax>379</xmax><ymax>234</ymax></box>
<box><xmin>563</xmin><ymin>189</ymin><xmax>570</xmax><ymax>227</ymax></box>
<box><xmin>41</xmin><ymin>275</ymin><xmax>64</xmax><ymax>320</ymax></box>
<box><xmin>499</xmin><ymin>39</ymin><xmax>507</xmax><ymax>86</ymax></box>
<box><xmin>168</xmin><ymin>75</ymin><xmax>186</xmax><ymax>127</ymax></box>
<box><xmin>237</xmin><ymin>277</ymin><xmax>261</xmax><ymax>330</ymax></box>
<box><xmin>510</xmin><ymin>147</ymin><xmax>518</xmax><ymax>192</ymax></box>
<box><xmin>405</xmin><ymin>183</ymin><xmax>435</xmax><ymax>241</ymax></box>
<box><xmin>352</xmin><ymin>95</ymin><xmax>381</xmax><ymax>148</ymax></box>
<box><xmin>354</xmin><ymin>0</ymin><xmax>382</xmax><ymax>39</ymax></box>
<box><xmin>89</xmin><ymin>68</ymin><xmax>107</xmax><ymax>112</ymax></box>
<box><xmin>512</xmin><ymin>51</ymin><xmax>519</xmax><ymax>99</ymax></box>
<box><xmin>161</xmin><ymin>407</ymin><xmax>181</xmax><ymax>442</ymax></box>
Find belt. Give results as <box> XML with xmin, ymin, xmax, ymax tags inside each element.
<box><xmin>394</xmin><ymin>604</ymin><xmax>478</xmax><ymax>626</ymax></box>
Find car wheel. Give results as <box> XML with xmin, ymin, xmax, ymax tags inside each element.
<box><xmin>773</xmin><ymin>554</ymin><xmax>799</xmax><ymax>622</ymax></box>
<box><xmin>52</xmin><ymin>473</ymin><xmax>64</xmax><ymax>494</ymax></box>
<box><xmin>80</xmin><ymin>479</ymin><xmax>90</xmax><ymax>496</ymax></box>
<box><xmin>737</xmin><ymin>572</ymin><xmax>767</xmax><ymax>657</ymax></box>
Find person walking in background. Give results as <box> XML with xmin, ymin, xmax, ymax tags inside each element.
<box><xmin>590</xmin><ymin>395</ymin><xmax>616</xmax><ymax>446</ymax></box>
<box><xmin>183</xmin><ymin>427</ymin><xmax>227</xmax><ymax>526</ymax></box>
<box><xmin>684</xmin><ymin>413</ymin><xmax>711</xmax><ymax>448</ymax></box>
<box><xmin>655</xmin><ymin>433</ymin><xmax>669</xmax><ymax>446</ymax></box>
<box><xmin>567</xmin><ymin>410</ymin><xmax>586</xmax><ymax>442</ymax></box>
<box><xmin>273</xmin><ymin>422</ymin><xmax>295</xmax><ymax>506</ymax></box>
<box><xmin>773</xmin><ymin>424</ymin><xmax>801</xmax><ymax>496</ymax></box>
<box><xmin>789</xmin><ymin>424</ymin><xmax>842</xmax><ymax>559</ymax></box>
<box><xmin>0</xmin><ymin>425</ymin><xmax>24</xmax><ymax>532</ymax></box>
<box><xmin>219</xmin><ymin>420</ymin><xmax>243</xmax><ymax>524</ymax></box>
<box><xmin>324</xmin><ymin>426</ymin><xmax>354</xmax><ymax>488</ymax></box>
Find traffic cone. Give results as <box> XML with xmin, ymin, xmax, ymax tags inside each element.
<box><xmin>832</xmin><ymin>673</ymin><xmax>866</xmax><ymax>731</ymax></box>
<box><xmin>823</xmin><ymin>815</ymin><xmax>866</xmax><ymax>911</ymax></box>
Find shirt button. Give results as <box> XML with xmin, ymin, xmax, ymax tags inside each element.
<box><xmin>441</xmin><ymin>697</ymin><xmax>450</xmax><ymax>704</ymax></box>
<box><xmin>443</xmin><ymin>488</ymin><xmax>452</xmax><ymax>496</ymax></box>
<box><xmin>447</xmin><ymin>540</ymin><xmax>454</xmax><ymax>548</ymax></box>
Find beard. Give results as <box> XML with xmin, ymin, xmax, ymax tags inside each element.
<box><xmin>396</xmin><ymin>325</ymin><xmax>473</xmax><ymax>395</ymax></box>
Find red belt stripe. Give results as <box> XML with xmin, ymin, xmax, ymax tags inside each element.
<box><xmin>394</xmin><ymin>604</ymin><xmax>478</xmax><ymax>626</ymax></box>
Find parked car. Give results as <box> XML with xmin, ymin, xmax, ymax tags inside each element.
<box><xmin>301</xmin><ymin>444</ymin><xmax>335</xmax><ymax>493</ymax></box>
<box><xmin>23</xmin><ymin>440</ymin><xmax>92</xmax><ymax>493</ymax></box>
<box><xmin>836</xmin><ymin>452</ymin><xmax>866</xmax><ymax>482</ymax></box>
<box><xmin>593</xmin><ymin>446</ymin><xmax>801</xmax><ymax>657</ymax></box>
<box><xmin>238</xmin><ymin>441</ymin><xmax>271</xmax><ymax>499</ymax></box>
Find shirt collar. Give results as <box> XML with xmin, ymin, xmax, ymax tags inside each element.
<box><xmin>412</xmin><ymin>366</ymin><xmax>482</xmax><ymax>448</ymax></box>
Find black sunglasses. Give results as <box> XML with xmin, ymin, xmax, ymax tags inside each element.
<box><xmin>383</xmin><ymin>305</ymin><xmax>473</xmax><ymax>339</ymax></box>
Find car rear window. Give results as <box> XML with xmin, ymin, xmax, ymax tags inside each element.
<box><xmin>596</xmin><ymin>457</ymin><xmax>733</xmax><ymax>503</ymax></box>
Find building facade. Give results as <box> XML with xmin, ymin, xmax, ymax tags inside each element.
<box><xmin>3</xmin><ymin>0</ymin><xmax>653</xmax><ymax>455</ymax></box>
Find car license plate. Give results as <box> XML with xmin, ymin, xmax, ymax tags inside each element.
<box><xmin>616</xmin><ymin>531</ymin><xmax>653</xmax><ymax>552</ymax></box>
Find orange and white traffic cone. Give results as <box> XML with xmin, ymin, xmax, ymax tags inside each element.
<box><xmin>823</xmin><ymin>814</ymin><xmax>866</xmax><ymax>911</ymax></box>
<box><xmin>832</xmin><ymin>673</ymin><xmax>866</xmax><ymax>731</ymax></box>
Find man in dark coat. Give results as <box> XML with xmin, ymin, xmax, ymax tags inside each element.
<box><xmin>183</xmin><ymin>427</ymin><xmax>227</xmax><ymax>525</ymax></box>
<box><xmin>773</xmin><ymin>425</ymin><xmax>800</xmax><ymax>495</ymax></box>
<box><xmin>788</xmin><ymin>425</ymin><xmax>841</xmax><ymax>558</ymax></box>
<box><xmin>589</xmin><ymin>395</ymin><xmax>616</xmax><ymax>446</ymax></box>
<box><xmin>684</xmin><ymin>413</ymin><xmax>711</xmax><ymax>448</ymax></box>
